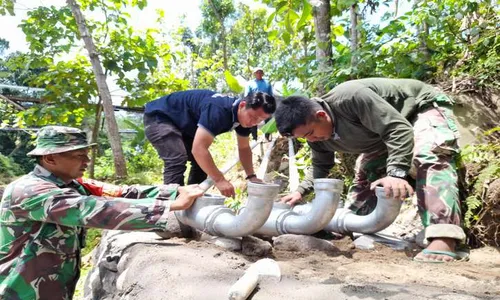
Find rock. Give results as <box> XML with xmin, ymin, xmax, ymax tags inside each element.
<box><xmin>241</xmin><ymin>235</ymin><xmax>273</xmax><ymax>256</ymax></box>
<box><xmin>483</xmin><ymin>178</ymin><xmax>500</xmax><ymax>246</ymax></box>
<box><xmin>115</xmin><ymin>268</ymin><xmax>129</xmax><ymax>291</ymax></box>
<box><xmin>273</xmin><ymin>234</ymin><xmax>336</xmax><ymax>253</ymax></box>
<box><xmin>208</xmin><ymin>237</ymin><xmax>242</xmax><ymax>251</ymax></box>
<box><xmin>353</xmin><ymin>235</ymin><xmax>375</xmax><ymax>250</ymax></box>
<box><xmin>196</xmin><ymin>231</ymin><xmax>214</xmax><ymax>241</ymax></box>
<box><xmin>155</xmin><ymin>212</ymin><xmax>194</xmax><ymax>239</ymax></box>
<box><xmin>84</xmin><ymin>231</ymin><xmax>161</xmax><ymax>299</ymax></box>
<box><xmin>415</xmin><ymin>229</ymin><xmax>427</xmax><ymax>248</ymax></box>
<box><xmin>353</xmin><ymin>233</ymin><xmax>412</xmax><ymax>251</ymax></box>
<box><xmin>116</xmin><ymin>252</ymin><xmax>131</xmax><ymax>273</ymax></box>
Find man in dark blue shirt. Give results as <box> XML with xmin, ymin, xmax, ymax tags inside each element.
<box><xmin>144</xmin><ymin>90</ymin><xmax>276</xmax><ymax>197</ymax></box>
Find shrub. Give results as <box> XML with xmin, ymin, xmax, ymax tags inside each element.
<box><xmin>0</xmin><ymin>153</ymin><xmax>23</xmax><ymax>182</ymax></box>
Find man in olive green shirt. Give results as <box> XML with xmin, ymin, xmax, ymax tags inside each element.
<box><xmin>275</xmin><ymin>78</ymin><xmax>465</xmax><ymax>263</ymax></box>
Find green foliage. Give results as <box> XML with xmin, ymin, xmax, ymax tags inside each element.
<box><xmin>0</xmin><ymin>102</ymin><xmax>36</xmax><ymax>174</ymax></box>
<box><xmin>20</xmin><ymin>6</ymin><xmax>78</xmax><ymax>55</ymax></box>
<box><xmin>224</xmin><ymin>187</ymin><xmax>247</xmax><ymax>211</ymax></box>
<box><xmin>461</xmin><ymin>127</ymin><xmax>500</xmax><ymax>230</ymax></box>
<box><xmin>293</xmin><ymin>139</ymin><xmax>311</xmax><ymax>181</ymax></box>
<box><xmin>264</xmin><ymin>0</ymin><xmax>316</xmax><ymax>89</ymax></box>
<box><xmin>93</xmin><ymin>142</ymin><xmax>163</xmax><ymax>184</ymax></box>
<box><xmin>92</xmin><ymin>115</ymin><xmax>163</xmax><ymax>184</ymax></box>
<box><xmin>120</xmin><ymin>117</ymin><xmax>145</xmax><ymax>147</ymax></box>
<box><xmin>200</xmin><ymin>0</ymin><xmax>236</xmax><ymax>36</ymax></box>
<box><xmin>260</xmin><ymin>117</ymin><xmax>277</xmax><ymax>134</ymax></box>
<box><xmin>123</xmin><ymin>143</ymin><xmax>163</xmax><ymax>184</ymax></box>
<box><xmin>210</xmin><ymin>132</ymin><xmax>237</xmax><ymax>167</ymax></box>
<box><xmin>0</xmin><ymin>37</ymin><xmax>9</xmax><ymax>56</ymax></box>
<box><xmin>0</xmin><ymin>51</ymin><xmax>49</xmax><ymax>87</ymax></box>
<box><xmin>0</xmin><ymin>153</ymin><xmax>22</xmax><ymax>180</ymax></box>
<box><xmin>82</xmin><ymin>228</ymin><xmax>102</xmax><ymax>257</ymax></box>
<box><xmin>324</xmin><ymin>0</ymin><xmax>500</xmax><ymax>89</ymax></box>
<box><xmin>0</xmin><ymin>0</ymin><xmax>16</xmax><ymax>16</ymax></box>
<box><xmin>0</xmin><ymin>132</ymin><xmax>35</xmax><ymax>175</ymax></box>
<box><xmin>224</xmin><ymin>70</ymin><xmax>243</xmax><ymax>94</ymax></box>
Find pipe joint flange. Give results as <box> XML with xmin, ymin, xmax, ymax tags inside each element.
<box><xmin>334</xmin><ymin>209</ymin><xmax>354</xmax><ymax>234</ymax></box>
<box><xmin>247</xmin><ymin>182</ymin><xmax>281</xmax><ymax>200</ymax></box>
<box><xmin>204</xmin><ymin>206</ymin><xmax>233</xmax><ymax>236</ymax></box>
<box><xmin>313</xmin><ymin>178</ymin><xmax>344</xmax><ymax>193</ymax></box>
<box><xmin>276</xmin><ymin>209</ymin><xmax>295</xmax><ymax>235</ymax></box>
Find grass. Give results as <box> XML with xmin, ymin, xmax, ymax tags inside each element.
<box><xmin>73</xmin><ymin>228</ymin><xmax>102</xmax><ymax>299</ymax></box>
<box><xmin>210</xmin><ymin>132</ymin><xmax>237</xmax><ymax>167</ymax></box>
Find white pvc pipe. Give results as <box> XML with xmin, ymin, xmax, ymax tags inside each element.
<box><xmin>324</xmin><ymin>187</ymin><xmax>402</xmax><ymax>234</ymax></box>
<box><xmin>256</xmin><ymin>138</ymin><xmax>277</xmax><ymax>179</ymax></box>
<box><xmin>288</xmin><ymin>138</ymin><xmax>299</xmax><ymax>192</ymax></box>
<box><xmin>256</xmin><ymin>179</ymin><xmax>343</xmax><ymax>236</ymax></box>
<box><xmin>175</xmin><ymin>182</ymin><xmax>280</xmax><ymax>237</ymax></box>
<box><xmin>292</xmin><ymin>187</ymin><xmax>403</xmax><ymax>235</ymax></box>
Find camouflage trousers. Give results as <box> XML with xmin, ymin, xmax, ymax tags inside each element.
<box><xmin>347</xmin><ymin>103</ymin><xmax>466</xmax><ymax>242</ymax></box>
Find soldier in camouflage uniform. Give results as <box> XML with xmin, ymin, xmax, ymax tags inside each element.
<box><xmin>0</xmin><ymin>126</ymin><xmax>204</xmax><ymax>300</ymax></box>
<box><xmin>275</xmin><ymin>78</ymin><xmax>465</xmax><ymax>263</ymax></box>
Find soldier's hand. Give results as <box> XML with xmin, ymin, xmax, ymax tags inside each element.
<box><xmin>370</xmin><ymin>176</ymin><xmax>414</xmax><ymax>200</ymax></box>
<box><xmin>215</xmin><ymin>178</ymin><xmax>235</xmax><ymax>198</ymax></box>
<box><xmin>170</xmin><ymin>184</ymin><xmax>204</xmax><ymax>211</ymax></box>
<box><xmin>280</xmin><ymin>191</ymin><xmax>302</xmax><ymax>206</ymax></box>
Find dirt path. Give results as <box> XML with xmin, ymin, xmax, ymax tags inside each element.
<box><xmin>99</xmin><ymin>234</ymin><xmax>499</xmax><ymax>300</ymax></box>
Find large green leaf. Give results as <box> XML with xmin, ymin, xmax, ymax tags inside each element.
<box><xmin>332</xmin><ymin>25</ymin><xmax>345</xmax><ymax>37</ymax></box>
<box><xmin>224</xmin><ymin>70</ymin><xmax>243</xmax><ymax>94</ymax></box>
<box><xmin>285</xmin><ymin>11</ymin><xmax>294</xmax><ymax>34</ymax></box>
<box><xmin>260</xmin><ymin>117</ymin><xmax>277</xmax><ymax>134</ymax></box>
<box><xmin>266</xmin><ymin>11</ymin><xmax>277</xmax><ymax>28</ymax></box>
<box><xmin>296</xmin><ymin>0</ymin><xmax>312</xmax><ymax>31</ymax></box>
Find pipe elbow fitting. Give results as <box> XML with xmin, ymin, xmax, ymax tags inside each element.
<box><xmin>209</xmin><ymin>182</ymin><xmax>280</xmax><ymax>237</ymax></box>
<box><xmin>281</xmin><ymin>178</ymin><xmax>343</xmax><ymax>235</ymax></box>
<box><xmin>326</xmin><ymin>186</ymin><xmax>402</xmax><ymax>234</ymax></box>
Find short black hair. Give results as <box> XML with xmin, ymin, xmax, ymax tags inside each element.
<box><xmin>275</xmin><ymin>96</ymin><xmax>322</xmax><ymax>136</ymax></box>
<box><xmin>243</xmin><ymin>92</ymin><xmax>276</xmax><ymax>114</ymax></box>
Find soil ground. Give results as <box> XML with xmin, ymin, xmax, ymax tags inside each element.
<box><xmin>105</xmin><ymin>234</ymin><xmax>500</xmax><ymax>300</ymax></box>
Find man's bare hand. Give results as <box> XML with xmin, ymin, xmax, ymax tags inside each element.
<box><xmin>170</xmin><ymin>184</ymin><xmax>204</xmax><ymax>211</ymax></box>
<box><xmin>215</xmin><ymin>178</ymin><xmax>236</xmax><ymax>197</ymax></box>
<box><xmin>370</xmin><ymin>176</ymin><xmax>414</xmax><ymax>200</ymax></box>
<box><xmin>249</xmin><ymin>177</ymin><xmax>264</xmax><ymax>183</ymax></box>
<box><xmin>280</xmin><ymin>191</ymin><xmax>302</xmax><ymax>206</ymax></box>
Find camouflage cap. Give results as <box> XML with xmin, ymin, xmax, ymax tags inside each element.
<box><xmin>27</xmin><ymin>125</ymin><xmax>96</xmax><ymax>156</ymax></box>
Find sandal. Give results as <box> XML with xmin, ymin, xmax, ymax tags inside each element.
<box><xmin>413</xmin><ymin>249</ymin><xmax>458</xmax><ymax>263</ymax></box>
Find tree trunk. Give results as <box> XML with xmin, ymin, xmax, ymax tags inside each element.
<box><xmin>67</xmin><ymin>0</ymin><xmax>127</xmax><ymax>178</ymax></box>
<box><xmin>88</xmin><ymin>99</ymin><xmax>103</xmax><ymax>179</ymax></box>
<box><xmin>419</xmin><ymin>21</ymin><xmax>431</xmax><ymax>63</ymax></box>
<box><xmin>208</xmin><ymin>0</ymin><xmax>228</xmax><ymax>71</ymax></box>
<box><xmin>413</xmin><ymin>0</ymin><xmax>430</xmax><ymax>63</ymax></box>
<box><xmin>247</xmin><ymin>16</ymin><xmax>255</xmax><ymax>76</ymax></box>
<box><xmin>312</xmin><ymin>0</ymin><xmax>333</xmax><ymax>96</ymax></box>
<box><xmin>350</xmin><ymin>3</ymin><xmax>359</xmax><ymax>68</ymax></box>
<box><xmin>394</xmin><ymin>0</ymin><xmax>399</xmax><ymax>18</ymax></box>
<box><xmin>190</xmin><ymin>56</ymin><xmax>196</xmax><ymax>89</ymax></box>
<box><xmin>302</xmin><ymin>32</ymin><xmax>309</xmax><ymax>91</ymax></box>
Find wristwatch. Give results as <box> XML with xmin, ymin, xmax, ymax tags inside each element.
<box><xmin>387</xmin><ymin>168</ymin><xmax>408</xmax><ymax>179</ymax></box>
<box><xmin>245</xmin><ymin>174</ymin><xmax>257</xmax><ymax>180</ymax></box>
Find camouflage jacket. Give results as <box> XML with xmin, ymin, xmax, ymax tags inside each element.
<box><xmin>0</xmin><ymin>165</ymin><xmax>179</xmax><ymax>300</ymax></box>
